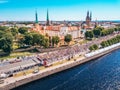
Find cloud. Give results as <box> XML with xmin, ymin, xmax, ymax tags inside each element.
<box><xmin>0</xmin><ymin>0</ymin><xmax>8</xmax><ymax>3</ymax></box>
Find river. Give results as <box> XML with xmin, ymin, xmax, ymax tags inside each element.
<box><xmin>13</xmin><ymin>49</ymin><xmax>120</xmax><ymax>90</ymax></box>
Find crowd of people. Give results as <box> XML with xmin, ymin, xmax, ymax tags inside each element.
<box><xmin>0</xmin><ymin>31</ymin><xmax>120</xmax><ymax>77</ymax></box>
<box><xmin>36</xmin><ymin>44</ymin><xmax>85</xmax><ymax>65</ymax></box>
<box><xmin>0</xmin><ymin>44</ymin><xmax>87</xmax><ymax>77</ymax></box>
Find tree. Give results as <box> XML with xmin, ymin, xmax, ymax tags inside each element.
<box><xmin>0</xmin><ymin>31</ymin><xmax>5</xmax><ymax>38</ymax></box>
<box><xmin>100</xmin><ymin>41</ymin><xmax>109</xmax><ymax>48</ymax></box>
<box><xmin>0</xmin><ymin>33</ymin><xmax>13</xmax><ymax>53</ymax></box>
<box><xmin>32</xmin><ymin>33</ymin><xmax>44</xmax><ymax>46</ymax></box>
<box><xmin>52</xmin><ymin>36</ymin><xmax>60</xmax><ymax>47</ymax></box>
<box><xmin>64</xmin><ymin>34</ymin><xmax>72</xmax><ymax>45</ymax></box>
<box><xmin>89</xmin><ymin>44</ymin><xmax>98</xmax><ymax>51</ymax></box>
<box><xmin>101</xmin><ymin>28</ymin><xmax>115</xmax><ymax>36</ymax></box>
<box><xmin>0</xmin><ymin>26</ymin><xmax>8</xmax><ymax>31</ymax></box>
<box><xmin>93</xmin><ymin>44</ymin><xmax>98</xmax><ymax>50</ymax></box>
<box><xmin>100</xmin><ymin>35</ymin><xmax>120</xmax><ymax>48</ymax></box>
<box><xmin>42</xmin><ymin>38</ymin><xmax>49</xmax><ymax>48</ymax></box>
<box><xmin>89</xmin><ymin>46</ymin><xmax>94</xmax><ymax>51</ymax></box>
<box><xmin>24</xmin><ymin>33</ymin><xmax>33</xmax><ymax>45</ymax></box>
<box><xmin>10</xmin><ymin>27</ymin><xmax>18</xmax><ymax>36</ymax></box>
<box><xmin>85</xmin><ymin>31</ymin><xmax>94</xmax><ymax>40</ymax></box>
<box><xmin>10</xmin><ymin>27</ymin><xmax>19</xmax><ymax>40</ymax></box>
<box><xmin>18</xmin><ymin>27</ymin><xmax>28</xmax><ymax>34</ymax></box>
<box><xmin>93</xmin><ymin>28</ymin><xmax>101</xmax><ymax>37</ymax></box>
<box><xmin>17</xmin><ymin>36</ymin><xmax>24</xmax><ymax>48</ymax></box>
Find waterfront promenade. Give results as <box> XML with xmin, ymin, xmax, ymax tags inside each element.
<box><xmin>0</xmin><ymin>42</ymin><xmax>120</xmax><ymax>90</ymax></box>
<box><xmin>0</xmin><ymin>32</ymin><xmax>120</xmax><ymax>90</ymax></box>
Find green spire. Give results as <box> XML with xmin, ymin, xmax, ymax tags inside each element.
<box><xmin>35</xmin><ymin>10</ymin><xmax>38</xmax><ymax>24</ymax></box>
<box><xmin>46</xmin><ymin>9</ymin><xmax>49</xmax><ymax>25</ymax></box>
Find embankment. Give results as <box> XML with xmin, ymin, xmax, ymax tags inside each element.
<box><xmin>1</xmin><ymin>44</ymin><xmax>120</xmax><ymax>90</ymax></box>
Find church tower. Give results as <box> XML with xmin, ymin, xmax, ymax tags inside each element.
<box><xmin>86</xmin><ymin>11</ymin><xmax>91</xmax><ymax>27</ymax></box>
<box><xmin>35</xmin><ymin>10</ymin><xmax>40</xmax><ymax>31</ymax></box>
<box><xmin>46</xmin><ymin>9</ymin><xmax>50</xmax><ymax>26</ymax></box>
<box><xmin>35</xmin><ymin>10</ymin><xmax>38</xmax><ymax>24</ymax></box>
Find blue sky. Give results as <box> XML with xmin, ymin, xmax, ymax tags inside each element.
<box><xmin>0</xmin><ymin>0</ymin><xmax>120</xmax><ymax>21</ymax></box>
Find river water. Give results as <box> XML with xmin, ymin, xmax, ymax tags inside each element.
<box><xmin>13</xmin><ymin>49</ymin><xmax>120</xmax><ymax>90</ymax></box>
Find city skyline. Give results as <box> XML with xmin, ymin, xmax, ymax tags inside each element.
<box><xmin>0</xmin><ymin>0</ymin><xmax>120</xmax><ymax>21</ymax></box>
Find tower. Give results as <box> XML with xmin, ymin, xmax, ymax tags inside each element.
<box><xmin>86</xmin><ymin>11</ymin><xmax>91</xmax><ymax>27</ymax></box>
<box><xmin>35</xmin><ymin>10</ymin><xmax>38</xmax><ymax>24</ymax></box>
<box><xmin>35</xmin><ymin>10</ymin><xmax>40</xmax><ymax>31</ymax></box>
<box><xmin>86</xmin><ymin>11</ymin><xmax>89</xmax><ymax>19</ymax></box>
<box><xmin>46</xmin><ymin>9</ymin><xmax>50</xmax><ymax>26</ymax></box>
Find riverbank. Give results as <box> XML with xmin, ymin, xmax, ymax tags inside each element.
<box><xmin>0</xmin><ymin>44</ymin><xmax>120</xmax><ymax>90</ymax></box>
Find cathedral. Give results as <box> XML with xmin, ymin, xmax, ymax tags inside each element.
<box><xmin>81</xmin><ymin>11</ymin><xmax>93</xmax><ymax>30</ymax></box>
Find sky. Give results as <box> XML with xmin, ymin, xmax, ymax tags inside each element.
<box><xmin>0</xmin><ymin>0</ymin><xmax>120</xmax><ymax>21</ymax></box>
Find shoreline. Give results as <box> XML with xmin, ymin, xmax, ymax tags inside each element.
<box><xmin>0</xmin><ymin>45</ymin><xmax>120</xmax><ymax>90</ymax></box>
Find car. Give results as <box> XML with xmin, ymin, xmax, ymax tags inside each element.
<box><xmin>32</xmin><ymin>69</ymin><xmax>39</xmax><ymax>74</ymax></box>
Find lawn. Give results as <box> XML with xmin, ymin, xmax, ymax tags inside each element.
<box><xmin>0</xmin><ymin>52</ymin><xmax>36</xmax><ymax>60</ymax></box>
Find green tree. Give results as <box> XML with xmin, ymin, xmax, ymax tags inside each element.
<box><xmin>18</xmin><ymin>27</ymin><xmax>28</xmax><ymax>34</ymax></box>
<box><xmin>18</xmin><ymin>36</ymin><xmax>24</xmax><ymax>48</ymax></box>
<box><xmin>64</xmin><ymin>34</ymin><xmax>72</xmax><ymax>45</ymax></box>
<box><xmin>32</xmin><ymin>33</ymin><xmax>44</xmax><ymax>46</ymax></box>
<box><xmin>0</xmin><ymin>26</ymin><xmax>8</xmax><ymax>31</ymax></box>
<box><xmin>93</xmin><ymin>44</ymin><xmax>98</xmax><ymax>50</ymax></box>
<box><xmin>24</xmin><ymin>33</ymin><xmax>33</xmax><ymax>45</ymax></box>
<box><xmin>100</xmin><ymin>41</ymin><xmax>109</xmax><ymax>48</ymax></box>
<box><xmin>52</xmin><ymin>36</ymin><xmax>60</xmax><ymax>47</ymax></box>
<box><xmin>10</xmin><ymin>27</ymin><xmax>18</xmax><ymax>36</ymax></box>
<box><xmin>42</xmin><ymin>38</ymin><xmax>49</xmax><ymax>48</ymax></box>
<box><xmin>89</xmin><ymin>46</ymin><xmax>94</xmax><ymax>51</ymax></box>
<box><xmin>93</xmin><ymin>28</ymin><xmax>101</xmax><ymax>37</ymax></box>
<box><xmin>101</xmin><ymin>30</ymin><xmax>107</xmax><ymax>36</ymax></box>
<box><xmin>85</xmin><ymin>31</ymin><xmax>94</xmax><ymax>40</ymax></box>
<box><xmin>89</xmin><ymin>44</ymin><xmax>98</xmax><ymax>51</ymax></box>
<box><xmin>0</xmin><ymin>33</ymin><xmax>13</xmax><ymax>53</ymax></box>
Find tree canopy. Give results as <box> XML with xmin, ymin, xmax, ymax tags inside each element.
<box><xmin>0</xmin><ymin>32</ymin><xmax>13</xmax><ymax>53</ymax></box>
<box><xmin>52</xmin><ymin>36</ymin><xmax>60</xmax><ymax>47</ymax></box>
<box><xmin>64</xmin><ymin>34</ymin><xmax>72</xmax><ymax>44</ymax></box>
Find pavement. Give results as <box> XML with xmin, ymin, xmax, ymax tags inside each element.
<box><xmin>0</xmin><ymin>55</ymin><xmax>85</xmax><ymax>88</ymax></box>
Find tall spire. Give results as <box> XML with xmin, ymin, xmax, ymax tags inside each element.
<box><xmin>46</xmin><ymin>9</ymin><xmax>50</xmax><ymax>26</ymax></box>
<box><xmin>35</xmin><ymin>10</ymin><xmax>38</xmax><ymax>24</ymax></box>
<box><xmin>86</xmin><ymin>10</ymin><xmax>90</xmax><ymax>27</ymax></box>
<box><xmin>87</xmin><ymin>11</ymin><xmax>89</xmax><ymax>17</ymax></box>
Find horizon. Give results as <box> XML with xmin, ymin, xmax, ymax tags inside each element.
<box><xmin>0</xmin><ymin>0</ymin><xmax>120</xmax><ymax>21</ymax></box>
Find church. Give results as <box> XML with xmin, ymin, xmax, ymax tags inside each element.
<box><xmin>32</xmin><ymin>10</ymin><xmax>82</xmax><ymax>40</ymax></box>
<box><xmin>81</xmin><ymin>11</ymin><xmax>93</xmax><ymax>30</ymax></box>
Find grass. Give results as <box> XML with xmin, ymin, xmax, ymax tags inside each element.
<box><xmin>79</xmin><ymin>39</ymin><xmax>88</xmax><ymax>44</ymax></box>
<box><xmin>0</xmin><ymin>52</ymin><xmax>35</xmax><ymax>60</ymax></box>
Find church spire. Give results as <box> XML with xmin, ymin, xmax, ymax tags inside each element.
<box><xmin>35</xmin><ymin>10</ymin><xmax>38</xmax><ymax>24</ymax></box>
<box><xmin>86</xmin><ymin>10</ymin><xmax>91</xmax><ymax>27</ymax></box>
<box><xmin>46</xmin><ymin>9</ymin><xmax>50</xmax><ymax>26</ymax></box>
<box><xmin>87</xmin><ymin>11</ymin><xmax>89</xmax><ymax>17</ymax></box>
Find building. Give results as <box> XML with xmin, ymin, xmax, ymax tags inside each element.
<box><xmin>81</xmin><ymin>11</ymin><xmax>94</xmax><ymax>30</ymax></box>
<box><xmin>32</xmin><ymin>10</ymin><xmax>82</xmax><ymax>40</ymax></box>
<box><xmin>86</xmin><ymin>11</ymin><xmax>91</xmax><ymax>27</ymax></box>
